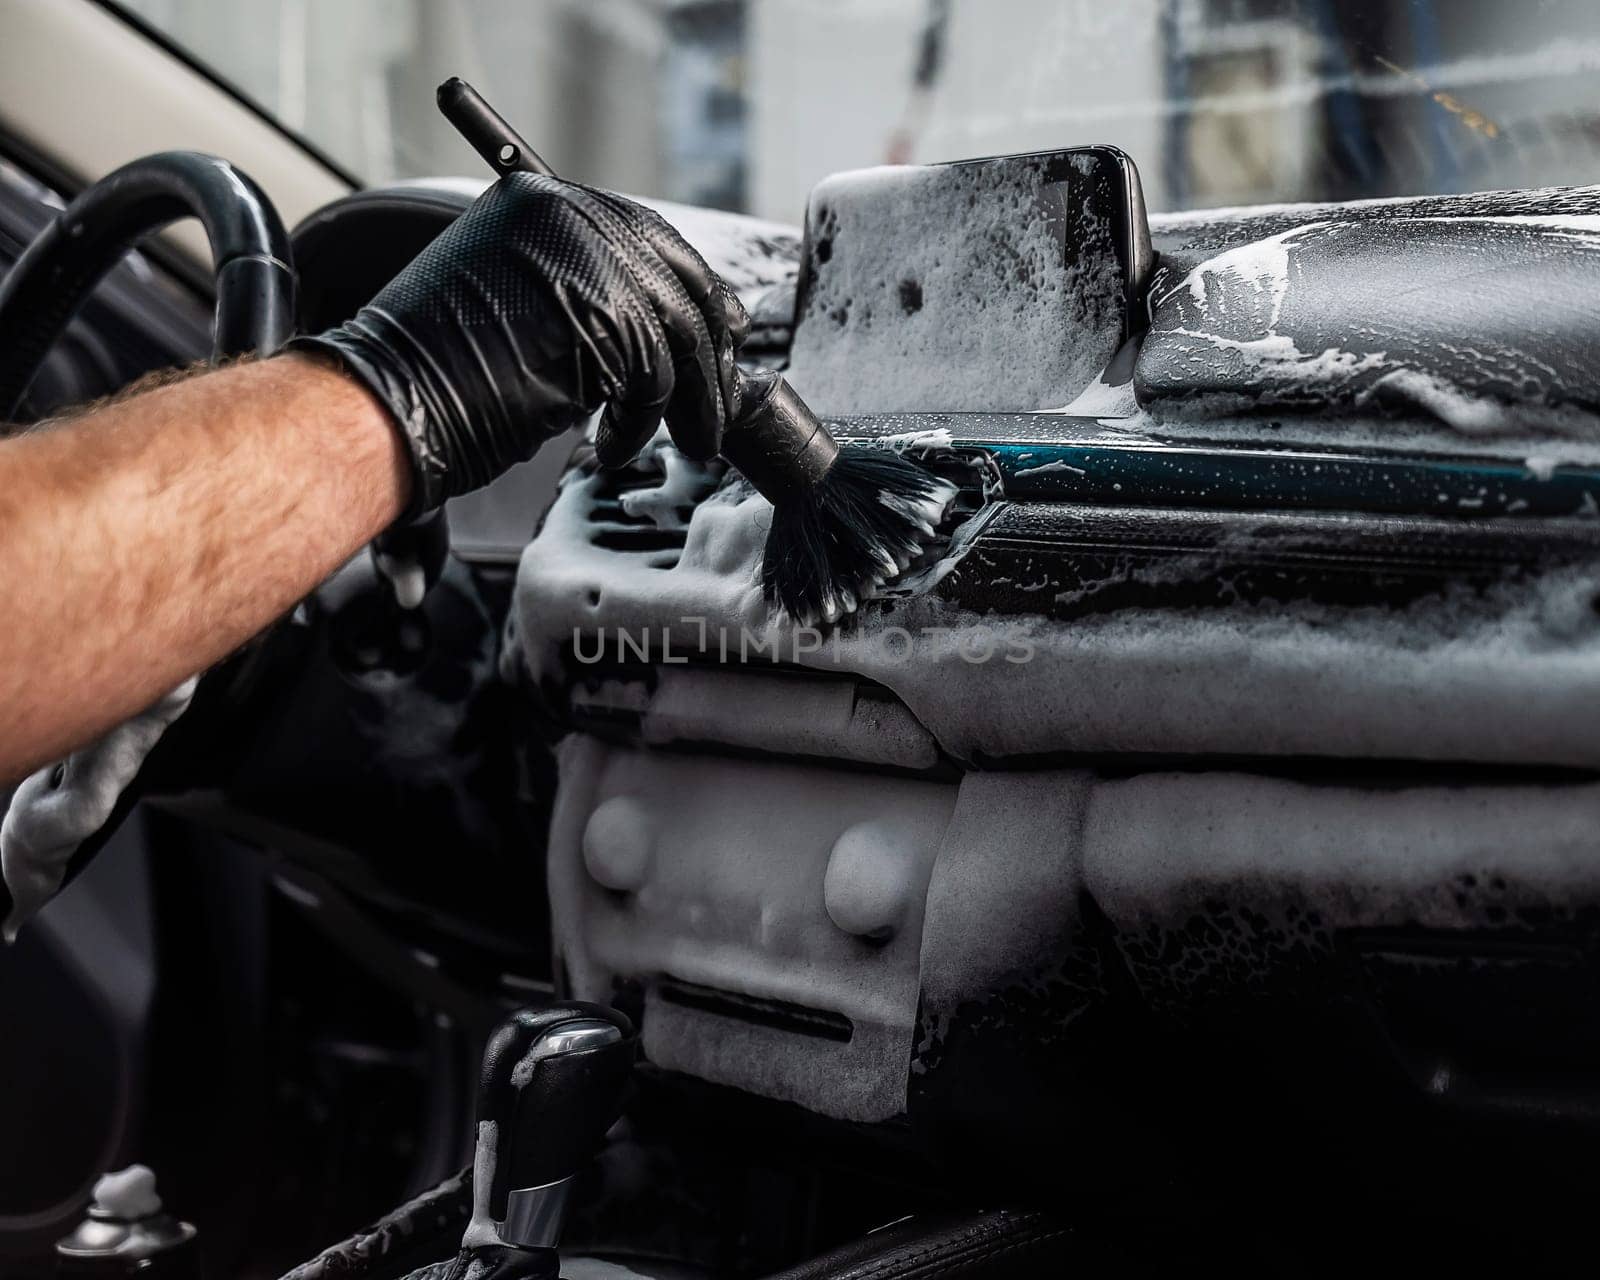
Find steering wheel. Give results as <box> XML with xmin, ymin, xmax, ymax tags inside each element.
<box><xmin>0</xmin><ymin>150</ymin><xmax>293</xmax><ymax>411</ymax></box>
<box><xmin>0</xmin><ymin>151</ymin><xmax>294</xmax><ymax>931</ymax></box>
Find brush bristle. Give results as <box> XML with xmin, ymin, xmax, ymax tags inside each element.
<box><xmin>762</xmin><ymin>445</ymin><xmax>959</xmax><ymax>625</ymax></box>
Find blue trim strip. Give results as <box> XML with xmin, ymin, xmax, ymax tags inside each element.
<box><xmin>824</xmin><ymin>413</ymin><xmax>1600</xmax><ymax>521</ymax></box>
<box><xmin>985</xmin><ymin>441</ymin><xmax>1600</xmax><ymax>519</ymax></box>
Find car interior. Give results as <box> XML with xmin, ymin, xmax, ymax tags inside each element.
<box><xmin>4</xmin><ymin>1</ymin><xmax>1600</xmax><ymax>1277</ymax></box>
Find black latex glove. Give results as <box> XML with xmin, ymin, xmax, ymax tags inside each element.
<box><xmin>293</xmin><ymin>173</ymin><xmax>750</xmax><ymax>516</ymax></box>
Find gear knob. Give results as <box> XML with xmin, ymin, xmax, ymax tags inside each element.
<box><xmin>463</xmin><ymin>1003</ymin><xmax>637</xmax><ymax>1260</ymax></box>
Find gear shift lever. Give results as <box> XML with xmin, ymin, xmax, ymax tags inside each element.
<box><xmin>460</xmin><ymin>1003</ymin><xmax>637</xmax><ymax>1273</ymax></box>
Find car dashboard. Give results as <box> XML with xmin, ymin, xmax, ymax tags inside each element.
<box><xmin>286</xmin><ymin>167</ymin><xmax>1600</xmax><ymax>1182</ymax></box>
<box><xmin>11</xmin><ymin>151</ymin><xmax>1600</xmax><ymax>1242</ymax></box>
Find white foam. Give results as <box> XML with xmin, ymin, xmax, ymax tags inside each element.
<box><xmin>2</xmin><ymin>678</ymin><xmax>197</xmax><ymax>941</ymax></box>
<box><xmin>785</xmin><ymin>160</ymin><xmax>1122</xmax><ymax>415</ymax></box>
<box><xmin>373</xmin><ymin>551</ymin><xmax>427</xmax><ymax>610</ymax></box>
<box><xmin>1144</xmin><ymin>206</ymin><xmax>1600</xmax><ymax>439</ymax></box>
<box><xmin>878</xmin><ymin>426</ymin><xmax>956</xmax><ymax>452</ymax></box>
<box><xmin>546</xmin><ymin>734</ymin><xmax>952</xmax><ymax>1122</ymax></box>
<box><xmin>1041</xmin><ymin>367</ymin><xmax>1140</xmax><ymax>418</ymax></box>
<box><xmin>91</xmin><ymin>1165</ymin><xmax>162</xmax><ymax>1220</ymax></box>
<box><xmin>615</xmin><ymin>439</ymin><xmax>716</xmax><ymax>532</ymax></box>
<box><xmin>514</xmin><ymin>440</ymin><xmax>1600</xmax><ymax>770</ymax></box>
<box><xmin>457</xmin><ymin>1119</ymin><xmax>501</xmax><ymax>1250</ymax></box>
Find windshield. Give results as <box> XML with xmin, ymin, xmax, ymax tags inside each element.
<box><xmin>117</xmin><ymin>0</ymin><xmax>1600</xmax><ymax>225</ymax></box>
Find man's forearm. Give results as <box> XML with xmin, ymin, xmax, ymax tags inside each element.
<box><xmin>0</xmin><ymin>355</ymin><xmax>409</xmax><ymax>781</ymax></box>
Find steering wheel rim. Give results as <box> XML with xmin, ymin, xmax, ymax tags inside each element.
<box><xmin>0</xmin><ymin>149</ymin><xmax>295</xmax><ymax>416</ymax></box>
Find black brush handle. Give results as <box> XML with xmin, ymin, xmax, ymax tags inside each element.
<box><xmin>436</xmin><ymin>77</ymin><xmax>555</xmax><ymax>178</ymax></box>
<box><xmin>721</xmin><ymin>370</ymin><xmax>839</xmax><ymax>503</ymax></box>
<box><xmin>434</xmin><ymin>78</ymin><xmax>840</xmax><ymax>505</ymax></box>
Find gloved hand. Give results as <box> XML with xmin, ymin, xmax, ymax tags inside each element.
<box><xmin>294</xmin><ymin>173</ymin><xmax>750</xmax><ymax>517</ymax></box>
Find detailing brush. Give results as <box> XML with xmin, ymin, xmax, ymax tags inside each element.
<box><xmin>437</xmin><ymin>78</ymin><xmax>958</xmax><ymax>625</ymax></box>
<box><xmin>716</xmin><ymin>368</ymin><xmax>954</xmax><ymax>622</ymax></box>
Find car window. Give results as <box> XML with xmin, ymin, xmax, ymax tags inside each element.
<box><xmin>114</xmin><ymin>0</ymin><xmax>1600</xmax><ymax>225</ymax></box>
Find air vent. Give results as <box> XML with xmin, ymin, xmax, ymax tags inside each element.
<box><xmin>657</xmin><ymin>976</ymin><xmax>854</xmax><ymax>1043</ymax></box>
<box><xmin>582</xmin><ymin>446</ymin><xmax>724</xmax><ymax>569</ymax></box>
<box><xmin>577</xmin><ymin>435</ymin><xmax>987</xmax><ymax>580</ymax></box>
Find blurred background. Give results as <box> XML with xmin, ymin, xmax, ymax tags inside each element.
<box><xmin>102</xmin><ymin>0</ymin><xmax>1600</xmax><ymax>223</ymax></box>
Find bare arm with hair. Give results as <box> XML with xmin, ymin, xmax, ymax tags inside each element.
<box><xmin>0</xmin><ymin>355</ymin><xmax>409</xmax><ymax>782</ymax></box>
<box><xmin>0</xmin><ymin>170</ymin><xmax>748</xmax><ymax>787</ymax></box>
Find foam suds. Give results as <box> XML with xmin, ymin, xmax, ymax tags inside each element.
<box><xmin>1042</xmin><ymin>367</ymin><xmax>1139</xmax><ymax>418</ymax></box>
<box><xmin>785</xmin><ymin>158</ymin><xmax>1122</xmax><ymax>415</ymax></box>
<box><xmin>1141</xmin><ymin>196</ymin><xmax>1600</xmax><ymax>441</ymax></box>
<box><xmin>546</xmin><ymin>733</ymin><xmax>953</xmax><ymax>1122</ymax></box>
<box><xmin>514</xmin><ymin>438</ymin><xmax>1600</xmax><ymax>770</ymax></box>
<box><xmin>615</xmin><ymin>441</ymin><xmax>717</xmax><ymax>532</ymax></box>
<box><xmin>878</xmin><ymin>426</ymin><xmax>956</xmax><ymax>452</ymax></box>
<box><xmin>457</xmin><ymin>1119</ymin><xmax>501</xmax><ymax>1250</ymax></box>
<box><xmin>1085</xmin><ymin>771</ymin><xmax>1600</xmax><ymax>923</ymax></box>
<box><xmin>1146</xmin><ymin>220</ymin><xmax>1392</xmax><ymax>408</ymax></box>
<box><xmin>92</xmin><ymin>1165</ymin><xmax>163</xmax><ymax>1219</ymax></box>
<box><xmin>373</xmin><ymin>550</ymin><xmax>427</xmax><ymax>610</ymax></box>
<box><xmin>2</xmin><ymin>678</ymin><xmax>197</xmax><ymax>941</ymax></box>
<box><xmin>1367</xmin><ymin>367</ymin><xmax>1516</xmax><ymax>435</ymax></box>
<box><xmin>615</xmin><ymin>667</ymin><xmax>938</xmax><ymax>769</ymax></box>
<box><xmin>1168</xmin><ymin>222</ymin><xmax>1315</xmax><ymax>325</ymax></box>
